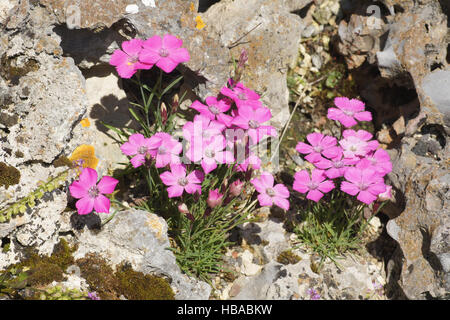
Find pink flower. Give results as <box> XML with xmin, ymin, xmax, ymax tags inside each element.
<box><xmin>148</xmin><ymin>132</ymin><xmax>182</xmax><ymax>168</ymax></box>
<box><xmin>183</xmin><ymin>114</ymin><xmax>225</xmax><ymax>146</ymax></box>
<box><xmin>120</xmin><ymin>133</ymin><xmax>162</xmax><ymax>168</ymax></box>
<box><xmin>190</xmin><ymin>97</ymin><xmax>234</xmax><ymax>127</ymax></box>
<box><xmin>251</xmin><ymin>172</ymin><xmax>290</xmax><ymax>210</ymax></box>
<box><xmin>187</xmin><ymin>135</ymin><xmax>234</xmax><ymax>174</ymax></box>
<box><xmin>220</xmin><ymin>81</ymin><xmax>263</xmax><ymax>110</ymax></box>
<box><xmin>293</xmin><ymin>169</ymin><xmax>335</xmax><ymax>202</ymax></box>
<box><xmin>109</xmin><ymin>39</ymin><xmax>152</xmax><ymax>79</ymax></box>
<box><xmin>340</xmin><ymin>166</ymin><xmax>386</xmax><ymax>205</ymax></box>
<box><xmin>363</xmin><ymin>148</ymin><xmax>392</xmax><ymax>176</ymax></box>
<box><xmin>140</xmin><ymin>34</ymin><xmax>190</xmax><ymax>73</ymax></box>
<box><xmin>229</xmin><ymin>179</ymin><xmax>244</xmax><ymax>197</ymax></box>
<box><xmin>207</xmin><ymin>189</ymin><xmax>224</xmax><ymax>208</ymax></box>
<box><xmin>339</xmin><ymin>129</ymin><xmax>379</xmax><ymax>162</ymax></box>
<box><xmin>160</xmin><ymin>164</ymin><xmax>204</xmax><ymax>198</ymax></box>
<box><xmin>296</xmin><ymin>132</ymin><xmax>341</xmax><ymax>163</ymax></box>
<box><xmin>327</xmin><ymin>97</ymin><xmax>372</xmax><ymax>128</ymax></box>
<box><xmin>232</xmin><ymin>106</ymin><xmax>277</xmax><ymax>144</ymax></box>
<box><xmin>69</xmin><ymin>168</ymin><xmax>118</xmax><ymax>215</ymax></box>
<box><xmin>314</xmin><ymin>149</ymin><xmax>350</xmax><ymax>179</ymax></box>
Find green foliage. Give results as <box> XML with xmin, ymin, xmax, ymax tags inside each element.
<box><xmin>0</xmin><ymin>166</ymin><xmax>73</xmax><ymax>223</ymax></box>
<box><xmin>36</xmin><ymin>285</ymin><xmax>88</xmax><ymax>300</ymax></box>
<box><xmin>104</xmin><ymin>69</ymin><xmax>258</xmax><ymax>282</ymax></box>
<box><xmin>325</xmin><ymin>70</ymin><xmax>343</xmax><ymax>89</ymax></box>
<box><xmin>0</xmin><ymin>267</ymin><xmax>28</xmax><ymax>298</ymax></box>
<box><xmin>294</xmin><ymin>190</ymin><xmax>370</xmax><ymax>270</ymax></box>
<box><xmin>165</xmin><ymin>165</ymin><xmax>257</xmax><ymax>282</ymax></box>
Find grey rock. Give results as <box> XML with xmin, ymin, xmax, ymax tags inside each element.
<box><xmin>421</xmin><ymin>69</ymin><xmax>450</xmax><ymax>128</ymax></box>
<box><xmin>73</xmin><ymin>209</ymin><xmax>211</xmax><ymax>300</ymax></box>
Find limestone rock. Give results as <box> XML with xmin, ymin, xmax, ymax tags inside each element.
<box><xmin>72</xmin><ymin>209</ymin><xmax>211</xmax><ymax>300</ymax></box>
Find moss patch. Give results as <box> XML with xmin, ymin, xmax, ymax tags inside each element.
<box><xmin>14</xmin><ymin>238</ymin><xmax>77</xmax><ymax>287</ymax></box>
<box><xmin>77</xmin><ymin>253</ymin><xmax>175</xmax><ymax>300</ymax></box>
<box><xmin>0</xmin><ymin>162</ymin><xmax>21</xmax><ymax>189</ymax></box>
<box><xmin>76</xmin><ymin>253</ymin><xmax>118</xmax><ymax>300</ymax></box>
<box><xmin>7</xmin><ymin>239</ymin><xmax>174</xmax><ymax>300</ymax></box>
<box><xmin>276</xmin><ymin>250</ymin><xmax>302</xmax><ymax>265</ymax></box>
<box><xmin>115</xmin><ymin>263</ymin><xmax>175</xmax><ymax>300</ymax></box>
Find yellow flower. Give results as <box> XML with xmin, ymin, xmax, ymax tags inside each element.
<box><xmin>195</xmin><ymin>15</ymin><xmax>206</xmax><ymax>30</ymax></box>
<box><xmin>189</xmin><ymin>2</ymin><xmax>195</xmax><ymax>12</ymax></box>
<box><xmin>80</xmin><ymin>118</ymin><xmax>90</xmax><ymax>128</ymax></box>
<box><xmin>69</xmin><ymin>145</ymin><xmax>99</xmax><ymax>169</ymax></box>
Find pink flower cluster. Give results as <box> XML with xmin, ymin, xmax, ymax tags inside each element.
<box><xmin>293</xmin><ymin>97</ymin><xmax>392</xmax><ymax>205</ymax></box>
<box><xmin>109</xmin><ymin>35</ymin><xmax>190</xmax><ymax>78</ymax></box>
<box><xmin>111</xmin><ymin>42</ymin><xmax>278</xmax><ymax>207</ymax></box>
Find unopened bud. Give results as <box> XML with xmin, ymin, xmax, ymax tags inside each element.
<box><xmin>207</xmin><ymin>189</ymin><xmax>224</xmax><ymax>208</ymax></box>
<box><xmin>229</xmin><ymin>179</ymin><xmax>244</xmax><ymax>197</ymax></box>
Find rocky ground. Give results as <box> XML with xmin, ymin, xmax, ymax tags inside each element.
<box><xmin>0</xmin><ymin>0</ymin><xmax>449</xmax><ymax>300</ymax></box>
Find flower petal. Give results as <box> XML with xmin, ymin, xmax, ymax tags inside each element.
<box><xmin>79</xmin><ymin>167</ymin><xmax>98</xmax><ymax>187</ymax></box>
<box><xmin>307</xmin><ymin>189</ymin><xmax>324</xmax><ymax>202</ymax></box>
<box><xmin>257</xmin><ymin>193</ymin><xmax>273</xmax><ymax>207</ymax></box>
<box><xmin>75</xmin><ymin>197</ymin><xmax>95</xmax><ymax>215</ymax></box>
<box><xmin>93</xmin><ymin>194</ymin><xmax>111</xmax><ymax>214</ymax></box>
<box><xmin>97</xmin><ymin>176</ymin><xmax>119</xmax><ymax>194</ymax></box>
<box><xmin>167</xmin><ymin>185</ymin><xmax>184</xmax><ymax>198</ymax></box>
<box><xmin>69</xmin><ymin>181</ymin><xmax>88</xmax><ymax>199</ymax></box>
<box><xmin>273</xmin><ymin>197</ymin><xmax>290</xmax><ymax>210</ymax></box>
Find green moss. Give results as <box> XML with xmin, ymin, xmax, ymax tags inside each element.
<box><xmin>115</xmin><ymin>263</ymin><xmax>175</xmax><ymax>300</ymax></box>
<box><xmin>276</xmin><ymin>250</ymin><xmax>302</xmax><ymax>265</ymax></box>
<box><xmin>9</xmin><ymin>239</ymin><xmax>174</xmax><ymax>300</ymax></box>
<box><xmin>77</xmin><ymin>253</ymin><xmax>118</xmax><ymax>300</ymax></box>
<box><xmin>77</xmin><ymin>254</ymin><xmax>175</xmax><ymax>300</ymax></box>
<box><xmin>14</xmin><ymin>238</ymin><xmax>77</xmax><ymax>287</ymax></box>
<box><xmin>0</xmin><ymin>162</ymin><xmax>21</xmax><ymax>189</ymax></box>
<box><xmin>2</xmin><ymin>243</ymin><xmax>10</xmax><ymax>253</ymax></box>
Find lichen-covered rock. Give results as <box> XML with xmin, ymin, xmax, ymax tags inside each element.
<box><xmin>386</xmin><ymin>137</ymin><xmax>449</xmax><ymax>298</ymax></box>
<box><xmin>336</xmin><ymin>0</ymin><xmax>449</xmax><ymax>299</ymax></box>
<box><xmin>72</xmin><ymin>209</ymin><xmax>211</xmax><ymax>300</ymax></box>
<box><xmin>38</xmin><ymin>0</ymin><xmax>312</xmax><ymax>130</ymax></box>
<box><xmin>202</xmin><ymin>0</ymin><xmax>312</xmax><ymax>128</ymax></box>
<box><xmin>230</xmin><ymin>251</ymin><xmax>386</xmax><ymax>300</ymax></box>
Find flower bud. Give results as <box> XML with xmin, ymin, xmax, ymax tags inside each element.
<box><xmin>161</xmin><ymin>102</ymin><xmax>168</xmax><ymax>126</ymax></box>
<box><xmin>207</xmin><ymin>189</ymin><xmax>223</xmax><ymax>208</ymax></box>
<box><xmin>178</xmin><ymin>203</ymin><xmax>189</xmax><ymax>215</ymax></box>
<box><xmin>229</xmin><ymin>179</ymin><xmax>244</xmax><ymax>197</ymax></box>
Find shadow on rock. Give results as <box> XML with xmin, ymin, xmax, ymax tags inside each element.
<box><xmin>70</xmin><ymin>212</ymin><xmax>102</xmax><ymax>231</ymax></box>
